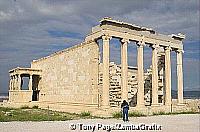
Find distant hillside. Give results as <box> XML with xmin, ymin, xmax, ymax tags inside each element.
<box><xmin>0</xmin><ymin>93</ymin><xmax>8</xmax><ymax>102</ymax></box>
<box><xmin>0</xmin><ymin>93</ymin><xmax>8</xmax><ymax>96</ymax></box>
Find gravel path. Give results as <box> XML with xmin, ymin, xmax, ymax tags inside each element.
<box><xmin>0</xmin><ymin>114</ymin><xmax>199</xmax><ymax>132</ymax></box>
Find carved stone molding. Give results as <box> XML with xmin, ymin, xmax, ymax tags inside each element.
<box><xmin>137</xmin><ymin>40</ymin><xmax>145</xmax><ymax>47</ymax></box>
<box><xmin>102</xmin><ymin>35</ymin><xmax>112</xmax><ymax>41</ymax></box>
<box><xmin>176</xmin><ymin>49</ymin><xmax>184</xmax><ymax>53</ymax></box>
<box><xmin>120</xmin><ymin>38</ymin><xmax>130</xmax><ymax>44</ymax></box>
<box><xmin>151</xmin><ymin>44</ymin><xmax>160</xmax><ymax>50</ymax></box>
<box><xmin>165</xmin><ymin>46</ymin><xmax>172</xmax><ymax>51</ymax></box>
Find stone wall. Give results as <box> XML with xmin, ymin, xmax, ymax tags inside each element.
<box><xmin>98</xmin><ymin>52</ymin><xmax>165</xmax><ymax>108</ymax></box>
<box><xmin>31</xmin><ymin>41</ymin><xmax>99</xmax><ymax>106</ymax></box>
<box><xmin>172</xmin><ymin>99</ymin><xmax>200</xmax><ymax>112</ymax></box>
<box><xmin>9</xmin><ymin>90</ymin><xmax>32</xmax><ymax>102</ymax></box>
<box><xmin>98</xmin><ymin>62</ymin><xmax>138</xmax><ymax>107</ymax></box>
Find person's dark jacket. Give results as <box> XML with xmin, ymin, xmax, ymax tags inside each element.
<box><xmin>121</xmin><ymin>101</ymin><xmax>129</xmax><ymax>110</ymax></box>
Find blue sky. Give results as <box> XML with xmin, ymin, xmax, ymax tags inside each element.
<box><xmin>0</xmin><ymin>0</ymin><xmax>199</xmax><ymax>93</ymax></box>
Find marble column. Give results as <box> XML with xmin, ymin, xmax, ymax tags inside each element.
<box><xmin>151</xmin><ymin>44</ymin><xmax>159</xmax><ymax>106</ymax></box>
<box><xmin>102</xmin><ymin>35</ymin><xmax>111</xmax><ymax>108</ymax></box>
<box><xmin>29</xmin><ymin>74</ymin><xmax>33</xmax><ymax>91</ymax></box>
<box><xmin>177</xmin><ymin>49</ymin><xmax>184</xmax><ymax>104</ymax></box>
<box><xmin>136</xmin><ymin>41</ymin><xmax>145</xmax><ymax>107</ymax></box>
<box><xmin>120</xmin><ymin>38</ymin><xmax>129</xmax><ymax>101</ymax></box>
<box><xmin>165</xmin><ymin>46</ymin><xmax>172</xmax><ymax>106</ymax></box>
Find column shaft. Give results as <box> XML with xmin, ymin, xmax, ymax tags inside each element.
<box><xmin>151</xmin><ymin>45</ymin><xmax>159</xmax><ymax>105</ymax></box>
<box><xmin>137</xmin><ymin>41</ymin><xmax>145</xmax><ymax>107</ymax></box>
<box><xmin>177</xmin><ymin>50</ymin><xmax>184</xmax><ymax>104</ymax></box>
<box><xmin>102</xmin><ymin>35</ymin><xmax>111</xmax><ymax>108</ymax></box>
<box><xmin>121</xmin><ymin>39</ymin><xmax>129</xmax><ymax>101</ymax></box>
<box><xmin>165</xmin><ymin>47</ymin><xmax>172</xmax><ymax>105</ymax></box>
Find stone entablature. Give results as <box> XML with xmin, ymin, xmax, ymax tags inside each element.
<box><xmin>86</xmin><ymin>17</ymin><xmax>185</xmax><ymax>50</ymax></box>
<box><xmin>9</xmin><ymin>67</ymin><xmax>42</xmax><ymax>76</ymax></box>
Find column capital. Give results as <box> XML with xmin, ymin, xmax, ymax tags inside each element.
<box><xmin>176</xmin><ymin>49</ymin><xmax>184</xmax><ymax>53</ymax></box>
<box><xmin>137</xmin><ymin>40</ymin><xmax>145</xmax><ymax>47</ymax></box>
<box><xmin>151</xmin><ymin>44</ymin><xmax>160</xmax><ymax>50</ymax></box>
<box><xmin>120</xmin><ymin>38</ymin><xmax>130</xmax><ymax>44</ymax></box>
<box><xmin>165</xmin><ymin>46</ymin><xmax>172</xmax><ymax>51</ymax></box>
<box><xmin>29</xmin><ymin>74</ymin><xmax>33</xmax><ymax>76</ymax></box>
<box><xmin>102</xmin><ymin>35</ymin><xmax>112</xmax><ymax>41</ymax></box>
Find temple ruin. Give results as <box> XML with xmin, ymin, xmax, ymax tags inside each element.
<box><xmin>7</xmin><ymin>18</ymin><xmax>186</xmax><ymax>115</ymax></box>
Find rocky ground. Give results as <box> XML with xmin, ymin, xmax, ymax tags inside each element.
<box><xmin>0</xmin><ymin>114</ymin><xmax>199</xmax><ymax>132</ymax></box>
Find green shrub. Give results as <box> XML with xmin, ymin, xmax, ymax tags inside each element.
<box><xmin>152</xmin><ymin>111</ymin><xmax>199</xmax><ymax>116</ymax></box>
<box><xmin>0</xmin><ymin>107</ymin><xmax>98</xmax><ymax>121</ymax></box>
<box><xmin>32</xmin><ymin>105</ymin><xmax>39</xmax><ymax>109</ymax></box>
<box><xmin>80</xmin><ymin>111</ymin><xmax>91</xmax><ymax>117</ymax></box>
<box><xmin>172</xmin><ymin>111</ymin><xmax>198</xmax><ymax>114</ymax></box>
<box><xmin>0</xmin><ymin>107</ymin><xmax>13</xmax><ymax>111</ymax></box>
<box><xmin>20</xmin><ymin>105</ymin><xmax>31</xmax><ymax>109</ymax></box>
<box><xmin>112</xmin><ymin>112</ymin><xmax>122</xmax><ymax>118</ymax></box>
<box><xmin>129</xmin><ymin>111</ymin><xmax>145</xmax><ymax>117</ymax></box>
<box><xmin>153</xmin><ymin>111</ymin><xmax>166</xmax><ymax>115</ymax></box>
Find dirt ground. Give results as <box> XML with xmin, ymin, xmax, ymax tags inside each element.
<box><xmin>0</xmin><ymin>114</ymin><xmax>199</xmax><ymax>132</ymax></box>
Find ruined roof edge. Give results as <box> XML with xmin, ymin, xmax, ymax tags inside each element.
<box><xmin>100</xmin><ymin>17</ymin><xmax>185</xmax><ymax>41</ymax></box>
<box><xmin>100</xmin><ymin>17</ymin><xmax>155</xmax><ymax>33</ymax></box>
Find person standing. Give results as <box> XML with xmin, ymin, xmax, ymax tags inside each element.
<box><xmin>121</xmin><ymin>100</ymin><xmax>129</xmax><ymax>122</ymax></box>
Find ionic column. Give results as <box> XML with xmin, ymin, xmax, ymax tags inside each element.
<box><xmin>136</xmin><ymin>40</ymin><xmax>145</xmax><ymax>107</ymax></box>
<box><xmin>18</xmin><ymin>74</ymin><xmax>21</xmax><ymax>90</ymax></box>
<box><xmin>120</xmin><ymin>38</ymin><xmax>129</xmax><ymax>101</ymax></box>
<box><xmin>151</xmin><ymin>44</ymin><xmax>159</xmax><ymax>106</ymax></box>
<box><xmin>177</xmin><ymin>49</ymin><xmax>184</xmax><ymax>104</ymax></box>
<box><xmin>165</xmin><ymin>46</ymin><xmax>172</xmax><ymax>106</ymax></box>
<box><xmin>102</xmin><ymin>35</ymin><xmax>111</xmax><ymax>108</ymax></box>
<box><xmin>29</xmin><ymin>74</ymin><xmax>33</xmax><ymax>91</ymax></box>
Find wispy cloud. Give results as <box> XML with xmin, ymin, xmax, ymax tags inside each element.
<box><xmin>0</xmin><ymin>0</ymin><xmax>199</xmax><ymax>93</ymax></box>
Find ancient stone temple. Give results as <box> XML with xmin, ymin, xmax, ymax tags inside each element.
<box><xmin>8</xmin><ymin>18</ymin><xmax>186</xmax><ymax>115</ymax></box>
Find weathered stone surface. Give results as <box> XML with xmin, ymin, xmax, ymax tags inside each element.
<box><xmin>31</xmin><ymin>41</ymin><xmax>99</xmax><ymax>105</ymax></box>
